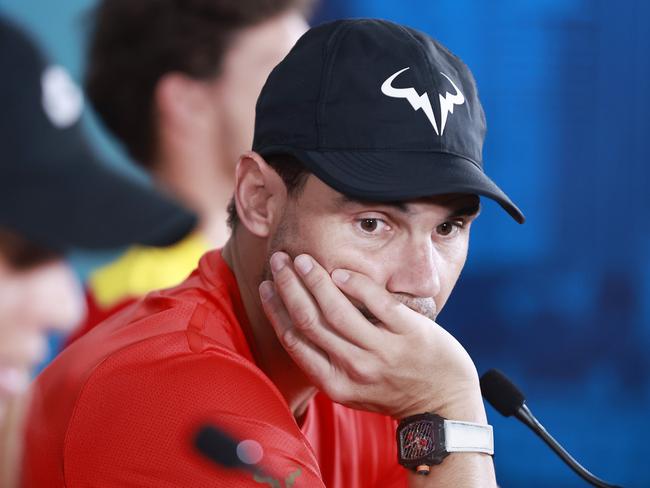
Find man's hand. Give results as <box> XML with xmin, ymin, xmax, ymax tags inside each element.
<box><xmin>259</xmin><ymin>252</ymin><xmax>485</xmax><ymax>422</ymax></box>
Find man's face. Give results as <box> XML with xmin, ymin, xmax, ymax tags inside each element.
<box><xmin>215</xmin><ymin>11</ymin><xmax>309</xmax><ymax>170</ymax></box>
<box><xmin>265</xmin><ymin>176</ymin><xmax>480</xmax><ymax>321</ymax></box>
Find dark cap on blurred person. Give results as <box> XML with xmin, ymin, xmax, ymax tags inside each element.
<box><xmin>0</xmin><ymin>15</ymin><xmax>197</xmax><ymax>253</ymax></box>
<box><xmin>254</xmin><ymin>19</ymin><xmax>524</xmax><ymax>223</ymax></box>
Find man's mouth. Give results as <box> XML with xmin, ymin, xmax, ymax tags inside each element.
<box><xmin>357</xmin><ymin>298</ymin><xmax>437</xmax><ymax>324</ymax></box>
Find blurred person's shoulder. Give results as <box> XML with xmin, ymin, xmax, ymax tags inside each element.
<box><xmin>23</xmin><ymin>248</ymin><xmax>287</xmax><ymax>485</ymax></box>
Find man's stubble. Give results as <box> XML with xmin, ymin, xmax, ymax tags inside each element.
<box><xmin>261</xmin><ymin>206</ymin><xmax>438</xmax><ymax>323</ymax></box>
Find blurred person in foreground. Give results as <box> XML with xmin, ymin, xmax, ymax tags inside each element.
<box><xmin>22</xmin><ymin>19</ymin><xmax>525</xmax><ymax>487</ymax></box>
<box><xmin>0</xmin><ymin>15</ymin><xmax>196</xmax><ymax>486</ymax></box>
<box><xmin>66</xmin><ymin>0</ymin><xmax>311</xmax><ymax>341</ymax></box>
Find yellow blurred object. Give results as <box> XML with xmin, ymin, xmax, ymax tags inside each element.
<box><xmin>89</xmin><ymin>232</ymin><xmax>210</xmax><ymax>308</ymax></box>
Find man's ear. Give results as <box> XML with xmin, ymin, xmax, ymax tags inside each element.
<box><xmin>155</xmin><ymin>72</ymin><xmax>215</xmax><ymax>133</ymax></box>
<box><xmin>233</xmin><ymin>151</ymin><xmax>287</xmax><ymax>237</ymax></box>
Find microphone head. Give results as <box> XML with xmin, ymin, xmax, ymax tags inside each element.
<box><xmin>194</xmin><ymin>425</ymin><xmax>242</xmax><ymax>469</ymax></box>
<box><xmin>480</xmin><ymin>369</ymin><xmax>526</xmax><ymax>417</ymax></box>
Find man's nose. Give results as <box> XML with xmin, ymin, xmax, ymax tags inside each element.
<box><xmin>385</xmin><ymin>239</ymin><xmax>440</xmax><ymax>299</ymax></box>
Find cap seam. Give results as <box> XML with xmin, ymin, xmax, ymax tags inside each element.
<box><xmin>394</xmin><ymin>24</ymin><xmax>446</xmax><ymax>154</ymax></box>
<box><xmin>395</xmin><ymin>24</ymin><xmax>437</xmax><ymax>105</ymax></box>
<box><xmin>395</xmin><ymin>23</ymin><xmax>432</xmax><ymax>81</ymax></box>
<box><xmin>316</xmin><ymin>21</ymin><xmax>352</xmax><ymax>148</ymax></box>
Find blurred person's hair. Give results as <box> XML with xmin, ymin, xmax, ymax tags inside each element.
<box><xmin>226</xmin><ymin>153</ymin><xmax>310</xmax><ymax>229</ymax></box>
<box><xmin>0</xmin><ymin>229</ymin><xmax>58</xmax><ymax>270</ymax></box>
<box><xmin>85</xmin><ymin>0</ymin><xmax>314</xmax><ymax>169</ymax></box>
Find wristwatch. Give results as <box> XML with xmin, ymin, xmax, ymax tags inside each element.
<box><xmin>396</xmin><ymin>413</ymin><xmax>494</xmax><ymax>475</ymax></box>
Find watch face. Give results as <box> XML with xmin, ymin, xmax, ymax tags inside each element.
<box><xmin>399</xmin><ymin>419</ymin><xmax>435</xmax><ymax>460</ymax></box>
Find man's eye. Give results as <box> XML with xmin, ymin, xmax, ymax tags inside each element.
<box><xmin>436</xmin><ymin>221</ymin><xmax>463</xmax><ymax>237</ymax></box>
<box><xmin>357</xmin><ymin>218</ymin><xmax>388</xmax><ymax>234</ymax></box>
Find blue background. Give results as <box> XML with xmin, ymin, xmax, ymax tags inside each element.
<box><xmin>2</xmin><ymin>0</ymin><xmax>648</xmax><ymax>486</ymax></box>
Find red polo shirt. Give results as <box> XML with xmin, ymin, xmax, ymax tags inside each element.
<box><xmin>22</xmin><ymin>250</ymin><xmax>406</xmax><ymax>487</ymax></box>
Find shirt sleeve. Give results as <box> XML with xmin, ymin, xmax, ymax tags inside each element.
<box><xmin>376</xmin><ymin>463</ymin><xmax>408</xmax><ymax>487</ymax></box>
<box><xmin>62</xmin><ymin>337</ymin><xmax>324</xmax><ymax>488</ymax></box>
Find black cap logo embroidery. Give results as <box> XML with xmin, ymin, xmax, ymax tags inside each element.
<box><xmin>381</xmin><ymin>67</ymin><xmax>465</xmax><ymax>136</ymax></box>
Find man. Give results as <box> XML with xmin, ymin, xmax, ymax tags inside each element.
<box><xmin>0</xmin><ymin>15</ymin><xmax>196</xmax><ymax>486</ymax></box>
<box><xmin>68</xmin><ymin>0</ymin><xmax>311</xmax><ymax>338</ymax></box>
<box><xmin>22</xmin><ymin>19</ymin><xmax>524</xmax><ymax>487</ymax></box>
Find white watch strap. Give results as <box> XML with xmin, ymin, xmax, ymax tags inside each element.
<box><xmin>443</xmin><ymin>420</ymin><xmax>494</xmax><ymax>455</ymax></box>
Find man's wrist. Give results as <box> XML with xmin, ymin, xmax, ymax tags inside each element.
<box><xmin>434</xmin><ymin>394</ymin><xmax>487</xmax><ymax>424</ymax></box>
<box><xmin>399</xmin><ymin>382</ymin><xmax>487</xmax><ymax>424</ymax></box>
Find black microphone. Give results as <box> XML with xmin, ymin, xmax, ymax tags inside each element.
<box><xmin>480</xmin><ymin>369</ymin><xmax>624</xmax><ymax>488</ymax></box>
<box><xmin>193</xmin><ymin>425</ymin><xmax>269</xmax><ymax>478</ymax></box>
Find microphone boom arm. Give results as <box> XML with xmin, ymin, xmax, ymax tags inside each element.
<box><xmin>480</xmin><ymin>369</ymin><xmax>624</xmax><ymax>488</ymax></box>
<box><xmin>515</xmin><ymin>404</ymin><xmax>622</xmax><ymax>488</ymax></box>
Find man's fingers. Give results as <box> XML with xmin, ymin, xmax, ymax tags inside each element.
<box><xmin>259</xmin><ymin>280</ymin><xmax>337</xmax><ymax>388</ymax></box>
<box><xmin>293</xmin><ymin>254</ymin><xmax>380</xmax><ymax>349</ymax></box>
<box><xmin>259</xmin><ymin>278</ymin><xmax>378</xmax><ymax>399</ymax></box>
<box><xmin>331</xmin><ymin>269</ymin><xmax>415</xmax><ymax>334</ymax></box>
<box><xmin>259</xmin><ymin>280</ymin><xmax>292</xmax><ymax>336</ymax></box>
<box><xmin>263</xmin><ymin>256</ymin><xmax>362</xmax><ymax>360</ymax></box>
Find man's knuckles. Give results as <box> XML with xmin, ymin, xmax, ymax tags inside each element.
<box><xmin>280</xmin><ymin>327</ymin><xmax>302</xmax><ymax>351</ymax></box>
<box><xmin>272</xmin><ymin>266</ymin><xmax>298</xmax><ymax>290</ymax></box>
<box><xmin>321</xmin><ymin>378</ymin><xmax>351</xmax><ymax>404</ymax></box>
<box><xmin>345</xmin><ymin>359</ymin><xmax>380</xmax><ymax>385</ymax></box>
<box><xmin>323</xmin><ymin>308</ymin><xmax>346</xmax><ymax>330</ymax></box>
<box><xmin>292</xmin><ymin>306</ymin><xmax>320</xmax><ymax>334</ymax></box>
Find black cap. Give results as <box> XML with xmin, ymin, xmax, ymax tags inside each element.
<box><xmin>253</xmin><ymin>19</ymin><xmax>524</xmax><ymax>223</ymax></box>
<box><xmin>0</xmin><ymin>16</ymin><xmax>197</xmax><ymax>253</ymax></box>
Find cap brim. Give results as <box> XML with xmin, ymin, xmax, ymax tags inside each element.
<box><xmin>1</xmin><ymin>138</ymin><xmax>197</xmax><ymax>252</ymax></box>
<box><xmin>261</xmin><ymin>147</ymin><xmax>525</xmax><ymax>224</ymax></box>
